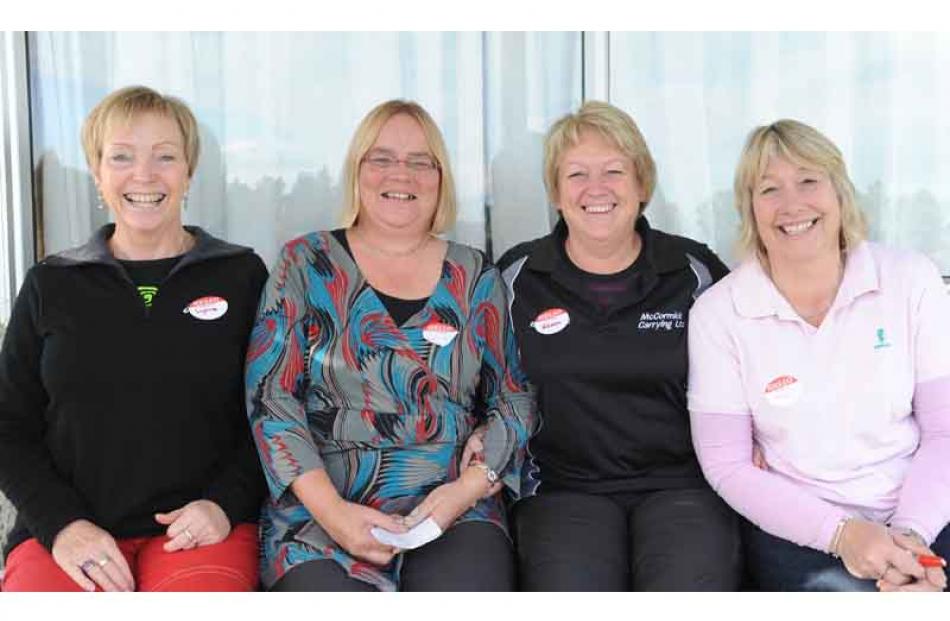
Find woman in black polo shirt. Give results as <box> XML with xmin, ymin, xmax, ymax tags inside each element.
<box><xmin>492</xmin><ymin>101</ymin><xmax>741</xmax><ymax>591</ymax></box>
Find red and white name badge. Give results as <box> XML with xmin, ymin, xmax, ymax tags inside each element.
<box><xmin>422</xmin><ymin>321</ymin><xmax>458</xmax><ymax>346</ymax></box>
<box><xmin>183</xmin><ymin>295</ymin><xmax>229</xmax><ymax>321</ymax></box>
<box><xmin>763</xmin><ymin>375</ymin><xmax>803</xmax><ymax>407</ymax></box>
<box><xmin>531</xmin><ymin>308</ymin><xmax>570</xmax><ymax>335</ymax></box>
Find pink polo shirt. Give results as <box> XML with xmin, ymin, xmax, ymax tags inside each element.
<box><xmin>688</xmin><ymin>241</ymin><xmax>950</xmax><ymax>551</ymax></box>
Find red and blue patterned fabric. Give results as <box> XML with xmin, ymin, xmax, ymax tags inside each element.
<box><xmin>245</xmin><ymin>231</ymin><xmax>535</xmax><ymax>591</ymax></box>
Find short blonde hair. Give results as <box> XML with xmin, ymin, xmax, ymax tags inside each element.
<box><xmin>81</xmin><ymin>85</ymin><xmax>200</xmax><ymax>177</ymax></box>
<box><xmin>543</xmin><ymin>100</ymin><xmax>657</xmax><ymax>212</ymax></box>
<box><xmin>341</xmin><ymin>100</ymin><xmax>456</xmax><ymax>234</ymax></box>
<box><xmin>734</xmin><ymin>119</ymin><xmax>867</xmax><ymax>263</ymax></box>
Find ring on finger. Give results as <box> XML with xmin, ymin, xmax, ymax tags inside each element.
<box><xmin>183</xmin><ymin>527</ymin><xmax>196</xmax><ymax>543</ymax></box>
<box><xmin>80</xmin><ymin>559</ymin><xmax>98</xmax><ymax>573</ymax></box>
<box><xmin>97</xmin><ymin>557</ymin><xmax>111</xmax><ymax>567</ymax></box>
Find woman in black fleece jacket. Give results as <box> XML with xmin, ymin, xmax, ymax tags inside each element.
<box><xmin>0</xmin><ymin>86</ymin><xmax>266</xmax><ymax>591</ymax></box>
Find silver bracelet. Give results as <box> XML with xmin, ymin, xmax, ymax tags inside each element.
<box><xmin>829</xmin><ymin>516</ymin><xmax>852</xmax><ymax>558</ymax></box>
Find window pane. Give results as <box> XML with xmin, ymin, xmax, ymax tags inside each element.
<box><xmin>484</xmin><ymin>32</ymin><xmax>582</xmax><ymax>258</ymax></box>
<box><xmin>610</xmin><ymin>32</ymin><xmax>950</xmax><ymax>273</ymax></box>
<box><xmin>29</xmin><ymin>32</ymin><xmax>580</xmax><ymax>267</ymax></box>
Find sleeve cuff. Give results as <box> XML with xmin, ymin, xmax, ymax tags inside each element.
<box><xmin>266</xmin><ymin>445</ymin><xmax>326</xmax><ymax>502</ymax></box>
<box><xmin>30</xmin><ymin>507</ymin><xmax>95</xmax><ymax>552</ymax></box>
<box><xmin>205</xmin><ymin>481</ymin><xmax>263</xmax><ymax>527</ymax></box>
<box><xmin>888</xmin><ymin>517</ymin><xmax>935</xmax><ymax>546</ymax></box>
<box><xmin>480</xmin><ymin>415</ymin><xmax>515</xmax><ymax>476</ymax></box>
<box><xmin>816</xmin><ymin>508</ymin><xmax>853</xmax><ymax>553</ymax></box>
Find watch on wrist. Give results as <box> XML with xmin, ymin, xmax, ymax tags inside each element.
<box><xmin>471</xmin><ymin>462</ymin><xmax>498</xmax><ymax>485</ymax></box>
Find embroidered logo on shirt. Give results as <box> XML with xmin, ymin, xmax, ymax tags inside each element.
<box><xmin>137</xmin><ymin>285</ymin><xmax>159</xmax><ymax>308</ymax></box>
<box><xmin>637</xmin><ymin>311</ymin><xmax>685</xmax><ymax>331</ymax></box>
<box><xmin>183</xmin><ymin>296</ymin><xmax>229</xmax><ymax>321</ymax></box>
<box><xmin>531</xmin><ymin>308</ymin><xmax>570</xmax><ymax>335</ymax></box>
<box><xmin>763</xmin><ymin>375</ymin><xmax>803</xmax><ymax>407</ymax></box>
<box><xmin>422</xmin><ymin>321</ymin><xmax>459</xmax><ymax>346</ymax></box>
<box><xmin>874</xmin><ymin>328</ymin><xmax>892</xmax><ymax>350</ymax></box>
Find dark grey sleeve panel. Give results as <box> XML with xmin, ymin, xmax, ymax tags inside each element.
<box><xmin>686</xmin><ymin>245</ymin><xmax>730</xmax><ymax>300</ymax></box>
<box><xmin>686</xmin><ymin>252</ymin><xmax>714</xmax><ymax>300</ymax></box>
<box><xmin>501</xmin><ymin>255</ymin><xmax>530</xmax><ymax>332</ymax></box>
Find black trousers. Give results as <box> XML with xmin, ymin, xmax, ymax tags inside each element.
<box><xmin>513</xmin><ymin>487</ymin><xmax>742</xmax><ymax>591</ymax></box>
<box><xmin>270</xmin><ymin>521</ymin><xmax>515</xmax><ymax>592</ymax></box>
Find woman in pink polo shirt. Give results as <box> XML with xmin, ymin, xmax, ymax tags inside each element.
<box><xmin>687</xmin><ymin>119</ymin><xmax>950</xmax><ymax>591</ymax></box>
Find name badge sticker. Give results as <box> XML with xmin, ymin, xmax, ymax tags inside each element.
<box><xmin>763</xmin><ymin>375</ymin><xmax>803</xmax><ymax>407</ymax></box>
<box><xmin>184</xmin><ymin>296</ymin><xmax>229</xmax><ymax>321</ymax></box>
<box><xmin>422</xmin><ymin>321</ymin><xmax>459</xmax><ymax>347</ymax></box>
<box><xmin>531</xmin><ymin>308</ymin><xmax>570</xmax><ymax>335</ymax></box>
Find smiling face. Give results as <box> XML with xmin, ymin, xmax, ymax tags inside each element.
<box><xmin>556</xmin><ymin>129</ymin><xmax>645</xmax><ymax>246</ymax></box>
<box><xmin>95</xmin><ymin>111</ymin><xmax>189</xmax><ymax>237</ymax></box>
<box><xmin>356</xmin><ymin>113</ymin><xmax>441</xmax><ymax>235</ymax></box>
<box><xmin>752</xmin><ymin>155</ymin><xmax>842</xmax><ymax>267</ymax></box>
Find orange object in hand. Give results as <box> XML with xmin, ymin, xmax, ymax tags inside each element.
<box><xmin>916</xmin><ymin>554</ymin><xmax>947</xmax><ymax>568</ymax></box>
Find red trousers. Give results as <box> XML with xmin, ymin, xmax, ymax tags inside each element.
<box><xmin>1</xmin><ymin>523</ymin><xmax>258</xmax><ymax>592</ymax></box>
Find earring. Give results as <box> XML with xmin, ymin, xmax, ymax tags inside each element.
<box><xmin>96</xmin><ymin>192</ymin><xmax>105</xmax><ymax>210</ymax></box>
<box><xmin>182</xmin><ymin>191</ymin><xmax>189</xmax><ymax>211</ymax></box>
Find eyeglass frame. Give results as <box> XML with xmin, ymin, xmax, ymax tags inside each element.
<box><xmin>360</xmin><ymin>150</ymin><xmax>442</xmax><ymax>174</ymax></box>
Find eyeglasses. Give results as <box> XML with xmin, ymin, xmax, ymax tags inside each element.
<box><xmin>362</xmin><ymin>152</ymin><xmax>441</xmax><ymax>174</ymax></box>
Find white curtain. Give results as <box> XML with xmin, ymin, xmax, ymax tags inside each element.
<box><xmin>30</xmin><ymin>32</ymin><xmax>950</xmax><ymax>274</ymax></box>
<box><xmin>610</xmin><ymin>32</ymin><xmax>950</xmax><ymax>272</ymax></box>
<box><xmin>484</xmin><ymin>33</ymin><xmax>582</xmax><ymax>257</ymax></box>
<box><xmin>29</xmin><ymin>32</ymin><xmax>580</xmax><ymax>267</ymax></box>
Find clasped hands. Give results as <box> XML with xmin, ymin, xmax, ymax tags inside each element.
<box><xmin>835</xmin><ymin>520</ymin><xmax>946</xmax><ymax>592</ymax></box>
<box><xmin>321</xmin><ymin>429</ymin><xmax>501</xmax><ymax>567</ymax></box>
<box><xmin>50</xmin><ymin>499</ymin><xmax>230</xmax><ymax>592</ymax></box>
<box><xmin>752</xmin><ymin>446</ymin><xmax>946</xmax><ymax>592</ymax></box>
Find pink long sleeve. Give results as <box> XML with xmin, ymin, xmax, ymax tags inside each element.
<box><xmin>889</xmin><ymin>375</ymin><xmax>950</xmax><ymax>544</ymax></box>
<box><xmin>690</xmin><ymin>409</ymin><xmax>850</xmax><ymax>552</ymax></box>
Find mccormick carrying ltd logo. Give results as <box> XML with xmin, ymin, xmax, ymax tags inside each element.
<box><xmin>637</xmin><ymin>311</ymin><xmax>685</xmax><ymax>331</ymax></box>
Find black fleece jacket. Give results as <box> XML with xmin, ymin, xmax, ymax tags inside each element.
<box><xmin>0</xmin><ymin>225</ymin><xmax>267</xmax><ymax>559</ymax></box>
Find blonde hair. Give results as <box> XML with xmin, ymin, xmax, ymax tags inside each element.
<box><xmin>81</xmin><ymin>85</ymin><xmax>200</xmax><ymax>177</ymax></box>
<box><xmin>543</xmin><ymin>100</ymin><xmax>656</xmax><ymax>212</ymax></box>
<box><xmin>734</xmin><ymin>119</ymin><xmax>867</xmax><ymax>263</ymax></box>
<box><xmin>341</xmin><ymin>100</ymin><xmax>456</xmax><ymax>234</ymax></box>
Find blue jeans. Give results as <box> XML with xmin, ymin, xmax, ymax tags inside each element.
<box><xmin>744</xmin><ymin>520</ymin><xmax>950</xmax><ymax>592</ymax></box>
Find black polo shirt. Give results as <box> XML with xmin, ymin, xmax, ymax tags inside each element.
<box><xmin>497</xmin><ymin>216</ymin><xmax>729</xmax><ymax>496</ymax></box>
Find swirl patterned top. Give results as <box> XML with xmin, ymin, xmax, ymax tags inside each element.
<box><xmin>245</xmin><ymin>231</ymin><xmax>536</xmax><ymax>591</ymax></box>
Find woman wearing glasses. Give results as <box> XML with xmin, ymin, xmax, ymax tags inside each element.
<box><xmin>245</xmin><ymin>99</ymin><xmax>535</xmax><ymax>591</ymax></box>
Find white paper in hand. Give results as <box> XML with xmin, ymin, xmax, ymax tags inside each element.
<box><xmin>371</xmin><ymin>518</ymin><xmax>443</xmax><ymax>550</ymax></box>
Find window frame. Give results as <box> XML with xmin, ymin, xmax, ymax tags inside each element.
<box><xmin>0</xmin><ymin>31</ymin><xmax>35</xmax><ymax>324</ymax></box>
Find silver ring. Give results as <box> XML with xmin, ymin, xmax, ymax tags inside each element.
<box><xmin>183</xmin><ymin>528</ymin><xmax>196</xmax><ymax>543</ymax></box>
<box><xmin>80</xmin><ymin>559</ymin><xmax>98</xmax><ymax>573</ymax></box>
<box><xmin>97</xmin><ymin>557</ymin><xmax>110</xmax><ymax>567</ymax></box>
